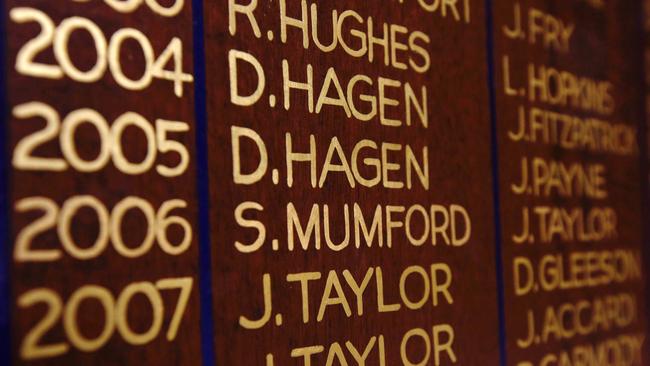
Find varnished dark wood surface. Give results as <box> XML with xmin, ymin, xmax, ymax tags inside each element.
<box><xmin>1</xmin><ymin>0</ymin><xmax>649</xmax><ymax>365</ymax></box>
<box><xmin>4</xmin><ymin>1</ymin><xmax>202</xmax><ymax>364</ymax></box>
<box><xmin>203</xmin><ymin>0</ymin><xmax>501</xmax><ymax>365</ymax></box>
<box><xmin>494</xmin><ymin>1</ymin><xmax>648</xmax><ymax>365</ymax></box>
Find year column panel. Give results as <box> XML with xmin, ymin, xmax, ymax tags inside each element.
<box><xmin>3</xmin><ymin>1</ymin><xmax>202</xmax><ymax>364</ymax></box>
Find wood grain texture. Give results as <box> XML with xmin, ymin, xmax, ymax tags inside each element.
<box><xmin>202</xmin><ymin>0</ymin><xmax>501</xmax><ymax>365</ymax></box>
<box><xmin>493</xmin><ymin>1</ymin><xmax>648</xmax><ymax>365</ymax></box>
<box><xmin>4</xmin><ymin>1</ymin><xmax>202</xmax><ymax>364</ymax></box>
<box><xmin>3</xmin><ymin>0</ymin><xmax>650</xmax><ymax>365</ymax></box>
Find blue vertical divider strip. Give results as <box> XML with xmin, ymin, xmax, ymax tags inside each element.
<box><xmin>0</xmin><ymin>0</ymin><xmax>11</xmax><ymax>363</ymax></box>
<box><xmin>191</xmin><ymin>0</ymin><xmax>216</xmax><ymax>365</ymax></box>
<box><xmin>484</xmin><ymin>0</ymin><xmax>508</xmax><ymax>365</ymax></box>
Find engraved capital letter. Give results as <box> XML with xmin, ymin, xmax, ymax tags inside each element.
<box><xmin>239</xmin><ymin>273</ymin><xmax>272</xmax><ymax>329</ymax></box>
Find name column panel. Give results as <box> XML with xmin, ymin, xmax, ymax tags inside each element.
<box><xmin>202</xmin><ymin>0</ymin><xmax>501</xmax><ymax>365</ymax></box>
<box><xmin>493</xmin><ymin>1</ymin><xmax>647</xmax><ymax>365</ymax></box>
<box><xmin>3</xmin><ymin>0</ymin><xmax>202</xmax><ymax>364</ymax></box>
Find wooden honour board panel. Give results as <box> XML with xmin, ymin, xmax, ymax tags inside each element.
<box><xmin>493</xmin><ymin>1</ymin><xmax>648</xmax><ymax>365</ymax></box>
<box><xmin>1</xmin><ymin>0</ymin><xmax>202</xmax><ymax>365</ymax></box>
<box><xmin>0</xmin><ymin>0</ymin><xmax>648</xmax><ymax>365</ymax></box>
<box><xmin>201</xmin><ymin>0</ymin><xmax>501</xmax><ymax>365</ymax></box>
